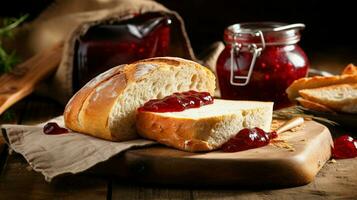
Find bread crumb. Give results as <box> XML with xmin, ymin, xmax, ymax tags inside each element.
<box><xmin>304</xmin><ymin>117</ymin><xmax>313</xmax><ymax>121</ymax></box>
<box><xmin>271</xmin><ymin>139</ymin><xmax>295</xmax><ymax>152</ymax></box>
<box><xmin>271</xmin><ymin>119</ymin><xmax>285</xmax><ymax>130</ymax></box>
<box><xmin>328</xmin><ymin>159</ymin><xmax>337</xmax><ymax>164</ymax></box>
<box><xmin>300</xmin><ymin>138</ymin><xmax>307</xmax><ymax>144</ymax></box>
<box><xmin>291</xmin><ymin>124</ymin><xmax>305</xmax><ymax>132</ymax></box>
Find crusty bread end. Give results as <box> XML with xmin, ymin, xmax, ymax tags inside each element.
<box><xmin>296</xmin><ymin>97</ymin><xmax>335</xmax><ymax>113</ymax></box>
<box><xmin>299</xmin><ymin>84</ymin><xmax>357</xmax><ymax>114</ymax></box>
<box><xmin>342</xmin><ymin>64</ymin><xmax>357</xmax><ymax>75</ymax></box>
<box><xmin>286</xmin><ymin>74</ymin><xmax>357</xmax><ymax>102</ymax></box>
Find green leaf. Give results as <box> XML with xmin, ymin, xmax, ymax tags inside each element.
<box><xmin>0</xmin><ymin>47</ymin><xmax>20</xmax><ymax>73</ymax></box>
<box><xmin>0</xmin><ymin>14</ymin><xmax>28</xmax><ymax>74</ymax></box>
<box><xmin>0</xmin><ymin>14</ymin><xmax>28</xmax><ymax>38</ymax></box>
<box><xmin>0</xmin><ymin>110</ymin><xmax>15</xmax><ymax>122</ymax></box>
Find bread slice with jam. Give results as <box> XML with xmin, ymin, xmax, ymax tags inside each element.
<box><xmin>136</xmin><ymin>99</ymin><xmax>273</xmax><ymax>152</ymax></box>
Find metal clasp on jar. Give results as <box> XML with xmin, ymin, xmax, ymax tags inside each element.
<box><xmin>230</xmin><ymin>31</ymin><xmax>265</xmax><ymax>86</ymax></box>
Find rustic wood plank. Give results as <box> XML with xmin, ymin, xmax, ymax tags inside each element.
<box><xmin>0</xmin><ymin>153</ymin><xmax>108</xmax><ymax>200</ymax></box>
<box><xmin>111</xmin><ymin>182</ymin><xmax>192</xmax><ymax>200</ymax></box>
<box><xmin>0</xmin><ymin>95</ymin><xmax>109</xmax><ymax>200</ymax></box>
<box><xmin>191</xmin><ymin>159</ymin><xmax>357</xmax><ymax>199</ymax></box>
<box><xmin>111</xmin><ymin>158</ymin><xmax>357</xmax><ymax>200</ymax></box>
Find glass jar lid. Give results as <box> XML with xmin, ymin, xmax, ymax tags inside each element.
<box><xmin>223</xmin><ymin>22</ymin><xmax>306</xmax><ymax>86</ymax></box>
<box><xmin>224</xmin><ymin>22</ymin><xmax>305</xmax><ymax>46</ymax></box>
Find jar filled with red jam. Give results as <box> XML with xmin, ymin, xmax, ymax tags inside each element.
<box><xmin>216</xmin><ymin>22</ymin><xmax>309</xmax><ymax>109</ymax></box>
<box><xmin>73</xmin><ymin>12</ymin><xmax>172</xmax><ymax>91</ymax></box>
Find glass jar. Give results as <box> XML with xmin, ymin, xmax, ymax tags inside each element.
<box><xmin>73</xmin><ymin>12</ymin><xmax>172</xmax><ymax>91</ymax></box>
<box><xmin>216</xmin><ymin>22</ymin><xmax>309</xmax><ymax>109</ymax></box>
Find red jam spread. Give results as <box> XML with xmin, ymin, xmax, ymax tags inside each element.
<box><xmin>222</xmin><ymin>127</ymin><xmax>278</xmax><ymax>152</ymax></box>
<box><xmin>138</xmin><ymin>91</ymin><xmax>214</xmax><ymax>113</ymax></box>
<box><xmin>43</xmin><ymin>122</ymin><xmax>69</xmax><ymax>135</ymax></box>
<box><xmin>73</xmin><ymin>13</ymin><xmax>172</xmax><ymax>91</ymax></box>
<box><xmin>332</xmin><ymin>135</ymin><xmax>357</xmax><ymax>159</ymax></box>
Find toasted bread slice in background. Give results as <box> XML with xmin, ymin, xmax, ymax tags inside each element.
<box><xmin>286</xmin><ymin>74</ymin><xmax>357</xmax><ymax>102</ymax></box>
<box><xmin>299</xmin><ymin>84</ymin><xmax>357</xmax><ymax>114</ymax></box>
<box><xmin>296</xmin><ymin>97</ymin><xmax>335</xmax><ymax>113</ymax></box>
<box><xmin>342</xmin><ymin>64</ymin><xmax>357</xmax><ymax>75</ymax></box>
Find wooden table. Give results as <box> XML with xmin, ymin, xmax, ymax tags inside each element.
<box><xmin>0</xmin><ymin>95</ymin><xmax>357</xmax><ymax>200</ymax></box>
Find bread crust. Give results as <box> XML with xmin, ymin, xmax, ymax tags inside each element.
<box><xmin>64</xmin><ymin>57</ymin><xmax>216</xmax><ymax>141</ymax></box>
<box><xmin>286</xmin><ymin>74</ymin><xmax>357</xmax><ymax>102</ymax></box>
<box><xmin>136</xmin><ymin>111</ymin><xmax>227</xmax><ymax>152</ymax></box>
<box><xmin>342</xmin><ymin>64</ymin><xmax>357</xmax><ymax>75</ymax></box>
<box><xmin>136</xmin><ymin>100</ymin><xmax>273</xmax><ymax>152</ymax></box>
<box><xmin>299</xmin><ymin>83</ymin><xmax>357</xmax><ymax>113</ymax></box>
<box><xmin>63</xmin><ymin>65</ymin><xmax>126</xmax><ymax>137</ymax></box>
<box><xmin>296</xmin><ymin>97</ymin><xmax>335</xmax><ymax>113</ymax></box>
<box><xmin>78</xmin><ymin>72</ymin><xmax>128</xmax><ymax>140</ymax></box>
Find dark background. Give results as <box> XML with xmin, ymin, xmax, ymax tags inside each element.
<box><xmin>1</xmin><ymin>0</ymin><xmax>357</xmax><ymax>71</ymax></box>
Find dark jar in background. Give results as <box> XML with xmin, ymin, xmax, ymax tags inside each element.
<box><xmin>73</xmin><ymin>12</ymin><xmax>172</xmax><ymax>91</ymax></box>
<box><xmin>216</xmin><ymin>22</ymin><xmax>309</xmax><ymax>109</ymax></box>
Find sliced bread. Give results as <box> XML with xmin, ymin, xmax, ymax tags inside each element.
<box><xmin>136</xmin><ymin>99</ymin><xmax>273</xmax><ymax>152</ymax></box>
<box><xmin>299</xmin><ymin>83</ymin><xmax>357</xmax><ymax>114</ymax></box>
<box><xmin>342</xmin><ymin>64</ymin><xmax>357</xmax><ymax>75</ymax></box>
<box><xmin>296</xmin><ymin>97</ymin><xmax>335</xmax><ymax>113</ymax></box>
<box><xmin>64</xmin><ymin>57</ymin><xmax>216</xmax><ymax>141</ymax></box>
<box><xmin>286</xmin><ymin>74</ymin><xmax>357</xmax><ymax>102</ymax></box>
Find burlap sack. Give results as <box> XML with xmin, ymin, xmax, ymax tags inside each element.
<box><xmin>12</xmin><ymin>0</ymin><xmax>196</xmax><ymax>104</ymax></box>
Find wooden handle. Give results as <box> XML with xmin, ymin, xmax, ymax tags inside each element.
<box><xmin>276</xmin><ymin>117</ymin><xmax>305</xmax><ymax>134</ymax></box>
<box><xmin>0</xmin><ymin>43</ymin><xmax>63</xmax><ymax>115</ymax></box>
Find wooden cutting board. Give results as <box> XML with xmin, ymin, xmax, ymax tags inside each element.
<box><xmin>91</xmin><ymin>120</ymin><xmax>333</xmax><ymax>187</ymax></box>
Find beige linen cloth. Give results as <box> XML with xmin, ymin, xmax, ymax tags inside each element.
<box><xmin>1</xmin><ymin>116</ymin><xmax>156</xmax><ymax>181</ymax></box>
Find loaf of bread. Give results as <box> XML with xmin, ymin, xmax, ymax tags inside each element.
<box><xmin>64</xmin><ymin>57</ymin><xmax>216</xmax><ymax>141</ymax></box>
<box><xmin>299</xmin><ymin>84</ymin><xmax>357</xmax><ymax>114</ymax></box>
<box><xmin>136</xmin><ymin>99</ymin><xmax>273</xmax><ymax>152</ymax></box>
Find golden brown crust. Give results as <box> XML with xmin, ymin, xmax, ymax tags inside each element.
<box><xmin>136</xmin><ymin>111</ymin><xmax>215</xmax><ymax>152</ymax></box>
<box><xmin>133</xmin><ymin>57</ymin><xmax>181</xmax><ymax>66</ymax></box>
<box><xmin>78</xmin><ymin>73</ymin><xmax>128</xmax><ymax>140</ymax></box>
<box><xmin>299</xmin><ymin>83</ymin><xmax>357</xmax><ymax>113</ymax></box>
<box><xmin>296</xmin><ymin>97</ymin><xmax>335</xmax><ymax>113</ymax></box>
<box><xmin>64</xmin><ymin>57</ymin><xmax>216</xmax><ymax>141</ymax></box>
<box><xmin>63</xmin><ymin>65</ymin><xmax>126</xmax><ymax>134</ymax></box>
<box><xmin>342</xmin><ymin>64</ymin><xmax>357</xmax><ymax>75</ymax></box>
<box><xmin>286</xmin><ymin>74</ymin><xmax>357</xmax><ymax>102</ymax></box>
